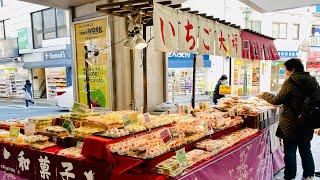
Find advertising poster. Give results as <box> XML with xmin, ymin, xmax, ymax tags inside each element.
<box><xmin>74</xmin><ymin>18</ymin><xmax>111</xmax><ymax>108</ymax></box>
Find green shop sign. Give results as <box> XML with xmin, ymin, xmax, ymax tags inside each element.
<box><xmin>17</xmin><ymin>28</ymin><xmax>29</xmax><ymax>50</ymax></box>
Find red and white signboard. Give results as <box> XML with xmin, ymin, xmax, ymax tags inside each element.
<box><xmin>178</xmin><ymin>11</ymin><xmax>198</xmax><ymax>53</ymax></box>
<box><xmin>198</xmin><ymin>17</ymin><xmax>215</xmax><ymax>55</ymax></box>
<box><xmin>153</xmin><ymin>2</ymin><xmax>179</xmax><ymax>52</ymax></box>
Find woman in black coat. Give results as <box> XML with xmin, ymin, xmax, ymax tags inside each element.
<box><xmin>213</xmin><ymin>75</ymin><xmax>228</xmax><ymax>104</ymax></box>
<box><xmin>260</xmin><ymin>58</ymin><xmax>319</xmax><ymax>180</ymax></box>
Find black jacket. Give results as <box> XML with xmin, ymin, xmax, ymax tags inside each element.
<box><xmin>213</xmin><ymin>80</ymin><xmax>225</xmax><ymax>104</ymax></box>
<box><xmin>262</xmin><ymin>72</ymin><xmax>320</xmax><ymax>142</ymax></box>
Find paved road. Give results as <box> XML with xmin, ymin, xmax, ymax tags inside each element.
<box><xmin>0</xmin><ymin>102</ymin><xmax>68</xmax><ymax>120</ymax></box>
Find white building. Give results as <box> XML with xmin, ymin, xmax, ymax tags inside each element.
<box><xmin>0</xmin><ymin>0</ymin><xmax>72</xmax><ymax>99</ymax></box>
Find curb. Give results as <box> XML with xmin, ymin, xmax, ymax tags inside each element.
<box><xmin>0</xmin><ymin>98</ymin><xmax>54</xmax><ymax>106</ymax></box>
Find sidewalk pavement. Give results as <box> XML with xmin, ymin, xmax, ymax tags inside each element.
<box><xmin>0</xmin><ymin>97</ymin><xmax>55</xmax><ymax>106</ymax></box>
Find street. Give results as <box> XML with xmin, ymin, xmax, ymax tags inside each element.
<box><xmin>0</xmin><ymin>101</ymin><xmax>67</xmax><ymax>120</ymax></box>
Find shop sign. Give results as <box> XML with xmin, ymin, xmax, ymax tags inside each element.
<box><xmin>74</xmin><ymin>19</ymin><xmax>111</xmax><ymax>109</ymax></box>
<box><xmin>153</xmin><ymin>2</ymin><xmax>242</xmax><ymax>58</ymax></box>
<box><xmin>143</xmin><ymin>113</ymin><xmax>151</xmax><ymax>123</ymax></box>
<box><xmin>160</xmin><ymin>128</ymin><xmax>172</xmax><ymax>144</ymax></box>
<box><xmin>219</xmin><ymin>85</ymin><xmax>231</xmax><ymax>95</ymax></box>
<box><xmin>44</xmin><ymin>49</ymin><xmax>68</xmax><ymax>61</ymax></box>
<box><xmin>0</xmin><ymin>38</ymin><xmax>19</xmax><ymax>59</ymax></box>
<box><xmin>277</xmin><ymin>51</ymin><xmax>298</xmax><ymax>58</ymax></box>
<box><xmin>71</xmin><ymin>102</ymin><xmax>89</xmax><ymax>114</ymax></box>
<box><xmin>17</xmin><ymin>28</ymin><xmax>29</xmax><ymax>50</ymax></box>
<box><xmin>308</xmin><ymin>51</ymin><xmax>320</xmax><ymax>62</ymax></box>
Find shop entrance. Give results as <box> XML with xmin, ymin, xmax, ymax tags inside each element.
<box><xmin>32</xmin><ymin>68</ymin><xmax>47</xmax><ymax>99</ymax></box>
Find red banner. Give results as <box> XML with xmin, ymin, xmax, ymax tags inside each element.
<box><xmin>241</xmin><ymin>31</ymin><xmax>279</xmax><ymax>60</ymax></box>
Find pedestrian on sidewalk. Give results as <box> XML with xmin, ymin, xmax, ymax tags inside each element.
<box><xmin>259</xmin><ymin>58</ymin><xmax>319</xmax><ymax>180</ymax></box>
<box><xmin>23</xmin><ymin>80</ymin><xmax>36</xmax><ymax>107</ymax></box>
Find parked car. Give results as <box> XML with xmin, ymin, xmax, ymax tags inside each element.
<box><xmin>54</xmin><ymin>86</ymin><xmax>74</xmax><ymax>108</ymax></box>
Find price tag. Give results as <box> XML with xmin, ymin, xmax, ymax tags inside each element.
<box><xmin>72</xmin><ymin>102</ymin><xmax>89</xmax><ymax>114</ymax></box>
<box><xmin>178</xmin><ymin>106</ymin><xmax>185</xmax><ymax>115</ymax></box>
<box><xmin>122</xmin><ymin>115</ymin><xmax>131</xmax><ymax>127</ymax></box>
<box><xmin>143</xmin><ymin>113</ymin><xmax>151</xmax><ymax>123</ymax></box>
<box><xmin>160</xmin><ymin>128</ymin><xmax>172</xmax><ymax>144</ymax></box>
<box><xmin>176</xmin><ymin>148</ymin><xmax>188</xmax><ymax>166</ymax></box>
<box><xmin>171</xmin><ymin>128</ymin><xmax>179</xmax><ymax>139</ymax></box>
<box><xmin>53</xmin><ymin>136</ymin><xmax>57</xmax><ymax>142</ymax></box>
<box><xmin>76</xmin><ymin>141</ymin><xmax>84</xmax><ymax>149</ymax></box>
<box><xmin>206</xmin><ymin>123</ymin><xmax>214</xmax><ymax>135</ymax></box>
<box><xmin>130</xmin><ymin>113</ymin><xmax>138</xmax><ymax>124</ymax></box>
<box><xmin>198</xmin><ymin>121</ymin><xmax>208</xmax><ymax>133</ymax></box>
<box><xmin>24</xmin><ymin>123</ymin><xmax>35</xmax><ymax>136</ymax></box>
<box><xmin>62</xmin><ymin>120</ymin><xmax>75</xmax><ymax>134</ymax></box>
<box><xmin>9</xmin><ymin>126</ymin><xmax>20</xmax><ymax>138</ymax></box>
<box><xmin>219</xmin><ymin>85</ymin><xmax>231</xmax><ymax>95</ymax></box>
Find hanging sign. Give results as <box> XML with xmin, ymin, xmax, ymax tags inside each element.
<box><xmin>219</xmin><ymin>85</ymin><xmax>231</xmax><ymax>95</ymax></box>
<box><xmin>198</xmin><ymin>17</ymin><xmax>215</xmax><ymax>55</ymax></box>
<box><xmin>153</xmin><ymin>2</ymin><xmax>179</xmax><ymax>52</ymax></box>
<box><xmin>178</xmin><ymin>11</ymin><xmax>198</xmax><ymax>53</ymax></box>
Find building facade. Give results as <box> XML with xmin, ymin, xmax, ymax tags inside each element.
<box><xmin>0</xmin><ymin>0</ymin><xmax>72</xmax><ymax>99</ymax></box>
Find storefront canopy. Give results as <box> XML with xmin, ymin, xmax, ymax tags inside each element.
<box><xmin>239</xmin><ymin>0</ymin><xmax>320</xmax><ymax>13</ymax></box>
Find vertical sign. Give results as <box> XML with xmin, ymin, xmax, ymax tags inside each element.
<box><xmin>17</xmin><ymin>28</ymin><xmax>29</xmax><ymax>50</ymax></box>
<box><xmin>74</xmin><ymin>19</ymin><xmax>111</xmax><ymax>109</ymax></box>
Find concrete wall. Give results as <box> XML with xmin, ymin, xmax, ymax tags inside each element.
<box><xmin>73</xmin><ymin>0</ymin><xmax>165</xmax><ymax>111</ymax></box>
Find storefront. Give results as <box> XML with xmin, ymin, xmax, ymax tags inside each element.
<box><xmin>167</xmin><ymin>53</ymin><xmax>211</xmax><ymax>103</ymax></box>
<box><xmin>0</xmin><ymin>38</ymin><xmax>29</xmax><ymax>98</ymax></box>
<box><xmin>23</xmin><ymin>48</ymin><xmax>72</xmax><ymax>100</ymax></box>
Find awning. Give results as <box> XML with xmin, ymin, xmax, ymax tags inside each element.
<box><xmin>23</xmin><ymin>59</ymin><xmax>72</xmax><ymax>69</ymax></box>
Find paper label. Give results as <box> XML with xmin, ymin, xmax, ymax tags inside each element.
<box><xmin>160</xmin><ymin>128</ymin><xmax>172</xmax><ymax>144</ymax></box>
<box><xmin>9</xmin><ymin>126</ymin><xmax>20</xmax><ymax>138</ymax></box>
<box><xmin>24</xmin><ymin>123</ymin><xmax>35</xmax><ymax>136</ymax></box>
<box><xmin>122</xmin><ymin>115</ymin><xmax>131</xmax><ymax>127</ymax></box>
<box><xmin>143</xmin><ymin>113</ymin><xmax>151</xmax><ymax>123</ymax></box>
<box><xmin>176</xmin><ymin>148</ymin><xmax>188</xmax><ymax>166</ymax></box>
<box><xmin>71</xmin><ymin>102</ymin><xmax>89</xmax><ymax>114</ymax></box>
<box><xmin>76</xmin><ymin>141</ymin><xmax>84</xmax><ymax>149</ymax></box>
<box><xmin>62</xmin><ymin>120</ymin><xmax>75</xmax><ymax>134</ymax></box>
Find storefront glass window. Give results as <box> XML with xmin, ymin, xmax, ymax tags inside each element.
<box><xmin>0</xmin><ymin>21</ymin><xmax>4</xmax><ymax>39</ymax></box>
<box><xmin>43</xmin><ymin>8</ymin><xmax>57</xmax><ymax>40</ymax></box>
<box><xmin>56</xmin><ymin>9</ymin><xmax>67</xmax><ymax>37</ymax></box>
<box><xmin>32</xmin><ymin>11</ymin><xmax>43</xmax><ymax>48</ymax></box>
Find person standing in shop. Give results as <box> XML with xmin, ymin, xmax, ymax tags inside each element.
<box><xmin>259</xmin><ymin>58</ymin><xmax>319</xmax><ymax>180</ymax></box>
<box><xmin>24</xmin><ymin>80</ymin><xmax>35</xmax><ymax>107</ymax></box>
<box><xmin>213</xmin><ymin>74</ymin><xmax>228</xmax><ymax>105</ymax></box>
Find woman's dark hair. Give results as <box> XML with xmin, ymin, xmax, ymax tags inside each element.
<box><xmin>284</xmin><ymin>58</ymin><xmax>304</xmax><ymax>72</ymax></box>
<box><xmin>219</xmin><ymin>74</ymin><xmax>228</xmax><ymax>81</ymax></box>
<box><xmin>26</xmin><ymin>80</ymin><xmax>31</xmax><ymax>84</ymax></box>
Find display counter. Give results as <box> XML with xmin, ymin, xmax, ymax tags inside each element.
<box><xmin>0</xmin><ymin>97</ymin><xmax>284</xmax><ymax>180</ymax></box>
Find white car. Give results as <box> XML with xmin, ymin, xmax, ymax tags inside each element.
<box><xmin>54</xmin><ymin>86</ymin><xmax>74</xmax><ymax>108</ymax></box>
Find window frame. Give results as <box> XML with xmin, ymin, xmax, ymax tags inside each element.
<box><xmin>293</xmin><ymin>24</ymin><xmax>300</xmax><ymax>40</ymax></box>
<box><xmin>55</xmin><ymin>8</ymin><xmax>67</xmax><ymax>38</ymax></box>
<box><xmin>0</xmin><ymin>20</ymin><xmax>6</xmax><ymax>39</ymax></box>
<box><xmin>31</xmin><ymin>8</ymin><xmax>67</xmax><ymax>49</ymax></box>
<box><xmin>0</xmin><ymin>0</ymin><xmax>3</xmax><ymax>7</ymax></box>
<box><xmin>272</xmin><ymin>22</ymin><xmax>287</xmax><ymax>39</ymax></box>
<box><xmin>248</xmin><ymin>20</ymin><xmax>261</xmax><ymax>33</ymax></box>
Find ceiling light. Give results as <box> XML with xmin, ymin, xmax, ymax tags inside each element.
<box><xmin>134</xmin><ymin>33</ymin><xmax>147</xmax><ymax>50</ymax></box>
